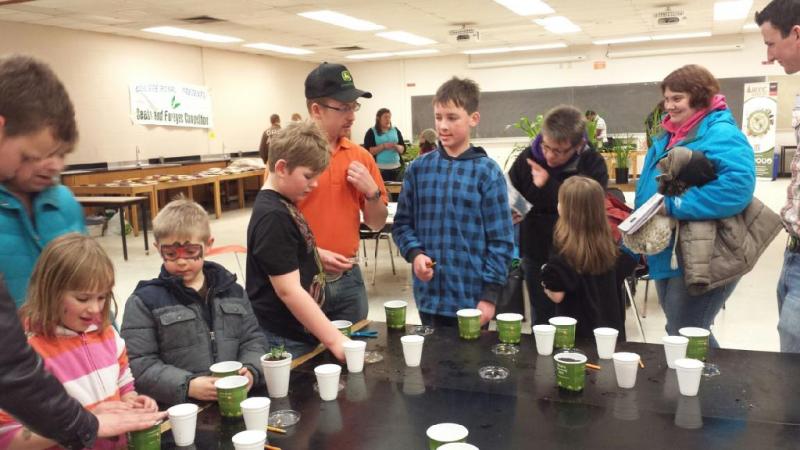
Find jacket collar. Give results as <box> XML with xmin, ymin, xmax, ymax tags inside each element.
<box><xmin>0</xmin><ymin>184</ymin><xmax>63</xmax><ymax>210</ymax></box>
<box><xmin>134</xmin><ymin>260</ymin><xmax>237</xmax><ymax>305</ymax></box>
<box><xmin>54</xmin><ymin>323</ymin><xmax>99</xmax><ymax>337</ymax></box>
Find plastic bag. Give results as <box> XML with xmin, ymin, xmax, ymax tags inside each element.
<box><xmin>106</xmin><ymin>211</ymin><xmax>131</xmax><ymax>236</ymax></box>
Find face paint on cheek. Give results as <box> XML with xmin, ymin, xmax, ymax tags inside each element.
<box><xmin>159</xmin><ymin>241</ymin><xmax>204</xmax><ymax>261</ymax></box>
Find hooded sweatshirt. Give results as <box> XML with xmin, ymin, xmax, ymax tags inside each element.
<box><xmin>393</xmin><ymin>146</ymin><xmax>514</xmax><ymax>317</ymax></box>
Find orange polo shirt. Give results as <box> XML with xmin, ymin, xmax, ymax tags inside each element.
<box><xmin>298</xmin><ymin>137</ymin><xmax>388</xmax><ymax>257</ymax></box>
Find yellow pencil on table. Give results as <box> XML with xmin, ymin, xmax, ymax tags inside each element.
<box><xmin>639</xmin><ymin>360</ymin><xmax>645</xmax><ymax>369</ymax></box>
<box><xmin>265</xmin><ymin>445</ymin><xmax>281</xmax><ymax>450</ymax></box>
<box><xmin>267</xmin><ymin>425</ymin><xmax>286</xmax><ymax>434</ymax></box>
<box><xmin>586</xmin><ymin>363</ymin><xmax>601</xmax><ymax>370</ymax></box>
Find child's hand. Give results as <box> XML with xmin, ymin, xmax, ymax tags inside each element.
<box><xmin>127</xmin><ymin>394</ymin><xmax>158</xmax><ymax>412</ymax></box>
<box><xmin>238</xmin><ymin>367</ymin><xmax>254</xmax><ymax>391</ymax></box>
<box><xmin>476</xmin><ymin>300</ymin><xmax>496</xmax><ymax>326</ymax></box>
<box><xmin>413</xmin><ymin>254</ymin><xmax>434</xmax><ymax>282</ymax></box>
<box><xmin>511</xmin><ymin>209</ymin><xmax>524</xmax><ymax>224</ymax></box>
<box><xmin>188</xmin><ymin>376</ymin><xmax>219</xmax><ymax>401</ymax></box>
<box><xmin>543</xmin><ymin>285</ymin><xmax>565</xmax><ymax>304</ymax></box>
<box><xmin>92</xmin><ymin>400</ymin><xmax>134</xmax><ymax>414</ymax></box>
<box><xmin>526</xmin><ymin>158</ymin><xmax>550</xmax><ymax>188</ymax></box>
<box><xmin>327</xmin><ymin>335</ymin><xmax>348</xmax><ymax>362</ymax></box>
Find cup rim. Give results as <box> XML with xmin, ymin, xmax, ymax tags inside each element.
<box><xmin>549</xmin><ymin>316</ymin><xmax>577</xmax><ymax>326</ymax></box>
<box><xmin>426</xmin><ymin>423</ymin><xmax>469</xmax><ymax>441</ymax></box>
<box><xmin>612</xmin><ymin>352</ymin><xmax>640</xmax><ymax>363</ymax></box>
<box><xmin>214</xmin><ymin>375</ymin><xmax>249</xmax><ymax>389</ymax></box>
<box><xmin>384</xmin><ymin>300</ymin><xmax>408</xmax><ymax>309</ymax></box>
<box><xmin>456</xmin><ymin>308</ymin><xmax>481</xmax><ymax>317</ymax></box>
<box><xmin>553</xmin><ymin>352</ymin><xmax>587</xmax><ymax>364</ymax></box>
<box><xmin>674</xmin><ymin>358</ymin><xmax>704</xmax><ymax>370</ymax></box>
<box><xmin>167</xmin><ymin>403</ymin><xmax>199</xmax><ymax>417</ymax></box>
<box><xmin>231</xmin><ymin>430</ymin><xmax>266</xmax><ymax>445</ymax></box>
<box><xmin>401</xmin><ymin>335</ymin><xmax>425</xmax><ymax>344</ymax></box>
<box><xmin>532</xmin><ymin>324</ymin><xmax>556</xmax><ymax>333</ymax></box>
<box><xmin>331</xmin><ymin>320</ymin><xmax>353</xmax><ymax>328</ymax></box>
<box><xmin>678</xmin><ymin>327</ymin><xmax>710</xmax><ymax>338</ymax></box>
<box><xmin>209</xmin><ymin>360</ymin><xmax>243</xmax><ymax>373</ymax></box>
<box><xmin>314</xmin><ymin>364</ymin><xmax>342</xmax><ymax>375</ymax></box>
<box><xmin>342</xmin><ymin>340</ymin><xmax>367</xmax><ymax>350</ymax></box>
<box><xmin>663</xmin><ymin>335</ymin><xmax>690</xmax><ymax>345</ymax></box>
<box><xmin>240</xmin><ymin>397</ymin><xmax>270</xmax><ymax>409</ymax></box>
<box><xmin>438</xmin><ymin>444</ymin><xmax>479</xmax><ymax>450</ymax></box>
<box><xmin>496</xmin><ymin>313</ymin><xmax>523</xmax><ymax>322</ymax></box>
<box><xmin>593</xmin><ymin>327</ymin><xmax>619</xmax><ymax>336</ymax></box>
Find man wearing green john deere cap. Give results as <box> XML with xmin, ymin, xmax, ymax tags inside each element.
<box><xmin>299</xmin><ymin>63</ymin><xmax>388</xmax><ymax>325</ymax></box>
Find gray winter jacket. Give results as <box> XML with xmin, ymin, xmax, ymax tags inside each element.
<box><xmin>658</xmin><ymin>147</ymin><xmax>782</xmax><ymax>295</ymax></box>
<box><xmin>121</xmin><ymin>261</ymin><xmax>267</xmax><ymax>406</ymax></box>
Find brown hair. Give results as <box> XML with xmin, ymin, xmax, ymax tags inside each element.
<box><xmin>0</xmin><ymin>54</ymin><xmax>78</xmax><ymax>147</ymax></box>
<box><xmin>21</xmin><ymin>234</ymin><xmax>115</xmax><ymax>337</ymax></box>
<box><xmin>270</xmin><ymin>114</ymin><xmax>280</xmax><ymax>126</ymax></box>
<box><xmin>433</xmin><ymin>77</ymin><xmax>480</xmax><ymax>113</ymax></box>
<box><xmin>268</xmin><ymin>120</ymin><xmax>330</xmax><ymax>174</ymax></box>
<box><xmin>542</xmin><ymin>105</ymin><xmax>586</xmax><ymax>147</ymax></box>
<box><xmin>374</xmin><ymin>108</ymin><xmax>391</xmax><ymax>134</ymax></box>
<box><xmin>755</xmin><ymin>0</ymin><xmax>800</xmax><ymax>37</ymax></box>
<box><xmin>660</xmin><ymin>64</ymin><xmax>720</xmax><ymax>109</ymax></box>
<box><xmin>153</xmin><ymin>196</ymin><xmax>211</xmax><ymax>242</ymax></box>
<box><xmin>553</xmin><ymin>177</ymin><xmax>618</xmax><ymax>274</ymax></box>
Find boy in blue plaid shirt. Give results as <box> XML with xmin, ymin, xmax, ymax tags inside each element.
<box><xmin>392</xmin><ymin>77</ymin><xmax>514</xmax><ymax>327</ymax></box>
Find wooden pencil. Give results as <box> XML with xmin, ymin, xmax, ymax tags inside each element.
<box><xmin>267</xmin><ymin>425</ymin><xmax>286</xmax><ymax>434</ymax></box>
<box><xmin>586</xmin><ymin>363</ymin><xmax>601</xmax><ymax>370</ymax></box>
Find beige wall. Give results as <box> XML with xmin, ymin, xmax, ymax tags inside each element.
<box><xmin>0</xmin><ymin>21</ymin><xmax>314</xmax><ymax>164</ymax></box>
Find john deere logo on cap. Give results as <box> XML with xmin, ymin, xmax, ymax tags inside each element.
<box><xmin>341</xmin><ymin>70</ymin><xmax>353</xmax><ymax>82</ymax></box>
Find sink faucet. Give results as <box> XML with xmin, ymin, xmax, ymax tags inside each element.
<box><xmin>135</xmin><ymin>145</ymin><xmax>142</xmax><ymax>167</ymax></box>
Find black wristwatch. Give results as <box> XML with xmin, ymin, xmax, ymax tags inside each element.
<box><xmin>366</xmin><ymin>189</ymin><xmax>382</xmax><ymax>201</ymax></box>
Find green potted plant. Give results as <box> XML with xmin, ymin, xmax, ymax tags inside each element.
<box><xmin>260</xmin><ymin>345</ymin><xmax>292</xmax><ymax>398</ymax></box>
<box><xmin>613</xmin><ymin>142</ymin><xmax>633</xmax><ymax>185</ymax></box>
<box><xmin>503</xmin><ymin>114</ymin><xmax>543</xmax><ymax>170</ymax></box>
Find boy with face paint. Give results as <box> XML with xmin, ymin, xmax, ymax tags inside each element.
<box><xmin>121</xmin><ymin>198</ymin><xmax>267</xmax><ymax>406</ymax></box>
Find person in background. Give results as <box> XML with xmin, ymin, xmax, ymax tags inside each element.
<box><xmin>123</xmin><ymin>198</ymin><xmax>266</xmax><ymax>405</ymax></box>
<box><xmin>0</xmin><ymin>53</ymin><xmax>163</xmax><ymax>450</ymax></box>
<box><xmin>258</xmin><ymin>113</ymin><xmax>282</xmax><ymax>165</ymax></box>
<box><xmin>508</xmin><ymin>105</ymin><xmax>608</xmax><ymax>325</ymax></box>
<box><xmin>418</xmin><ymin>128</ymin><xmax>438</xmax><ymax>156</ymax></box>
<box><xmin>756</xmin><ymin>0</ymin><xmax>800</xmax><ymax>352</ymax></box>
<box><xmin>586</xmin><ymin>110</ymin><xmax>608</xmax><ymax>147</ymax></box>
<box><xmin>633</xmin><ymin>64</ymin><xmax>754</xmax><ymax>348</ymax></box>
<box><xmin>291</xmin><ymin>112</ymin><xmax>303</xmax><ymax>123</ymax></box>
<box><xmin>0</xmin><ymin>234</ymin><xmax>158</xmax><ymax>449</ymax></box>
<box><xmin>393</xmin><ymin>77</ymin><xmax>514</xmax><ymax>328</ymax></box>
<box><xmin>364</xmin><ymin>108</ymin><xmax>406</xmax><ymax>183</ymax></box>
<box><xmin>541</xmin><ymin>177</ymin><xmax>626</xmax><ymax>340</ymax></box>
<box><xmin>299</xmin><ymin>62</ymin><xmax>388</xmax><ymax>324</ymax></box>
<box><xmin>247</xmin><ymin>121</ymin><xmax>349</xmax><ymax>360</ymax></box>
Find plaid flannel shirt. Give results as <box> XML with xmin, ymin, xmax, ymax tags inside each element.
<box><xmin>781</xmin><ymin>126</ymin><xmax>800</xmax><ymax>237</ymax></box>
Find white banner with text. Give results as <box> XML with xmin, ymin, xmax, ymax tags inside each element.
<box><xmin>129</xmin><ymin>81</ymin><xmax>213</xmax><ymax>128</ymax></box>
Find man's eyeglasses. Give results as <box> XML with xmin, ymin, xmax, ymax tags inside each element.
<box><xmin>541</xmin><ymin>141</ymin><xmax>579</xmax><ymax>158</ymax></box>
<box><xmin>318</xmin><ymin>102</ymin><xmax>361</xmax><ymax>113</ymax></box>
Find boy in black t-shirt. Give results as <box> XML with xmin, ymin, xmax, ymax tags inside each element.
<box><xmin>246</xmin><ymin>121</ymin><xmax>348</xmax><ymax>361</ymax></box>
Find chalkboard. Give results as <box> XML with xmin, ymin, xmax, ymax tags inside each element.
<box><xmin>411</xmin><ymin>77</ymin><xmax>764</xmax><ymax>139</ymax></box>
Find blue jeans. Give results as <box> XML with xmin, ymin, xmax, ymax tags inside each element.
<box><xmin>261</xmin><ymin>328</ymin><xmax>318</xmax><ymax>360</ymax></box>
<box><xmin>323</xmin><ymin>265</ymin><xmax>368</xmax><ymax>323</ymax></box>
<box><xmin>778</xmin><ymin>249</ymin><xmax>800</xmax><ymax>352</ymax></box>
<box><xmin>654</xmin><ymin>275</ymin><xmax>739</xmax><ymax>348</ymax></box>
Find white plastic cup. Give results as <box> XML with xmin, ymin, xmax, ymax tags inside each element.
<box><xmin>674</xmin><ymin>358</ymin><xmax>704</xmax><ymax>396</ymax></box>
<box><xmin>594</xmin><ymin>328</ymin><xmax>619</xmax><ymax>360</ymax></box>
<box><xmin>662</xmin><ymin>335</ymin><xmax>689</xmax><ymax>369</ymax></box>
<box><xmin>532</xmin><ymin>324</ymin><xmax>556</xmax><ymax>356</ymax></box>
<box><xmin>400</xmin><ymin>335</ymin><xmax>425</xmax><ymax>367</ymax></box>
<box><xmin>439</xmin><ymin>444</ymin><xmax>480</xmax><ymax>450</ymax></box>
<box><xmin>167</xmin><ymin>403</ymin><xmax>199</xmax><ymax>446</ymax></box>
<box><xmin>240</xmin><ymin>397</ymin><xmax>270</xmax><ymax>432</ymax></box>
<box><xmin>259</xmin><ymin>352</ymin><xmax>292</xmax><ymax>398</ymax></box>
<box><xmin>314</xmin><ymin>364</ymin><xmax>342</xmax><ymax>401</ymax></box>
<box><xmin>343</xmin><ymin>340</ymin><xmax>367</xmax><ymax>373</ymax></box>
<box><xmin>231</xmin><ymin>430</ymin><xmax>266</xmax><ymax>450</ymax></box>
<box><xmin>612</xmin><ymin>352</ymin><xmax>640</xmax><ymax>389</ymax></box>
<box><xmin>426</xmin><ymin>423</ymin><xmax>469</xmax><ymax>449</ymax></box>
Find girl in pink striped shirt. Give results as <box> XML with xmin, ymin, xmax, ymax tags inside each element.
<box><xmin>0</xmin><ymin>234</ymin><xmax>157</xmax><ymax>449</ymax></box>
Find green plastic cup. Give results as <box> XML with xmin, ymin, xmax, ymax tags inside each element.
<box><xmin>210</xmin><ymin>361</ymin><xmax>243</xmax><ymax>377</ymax></box>
<box><xmin>384</xmin><ymin>300</ymin><xmax>407</xmax><ymax>329</ymax></box>
<box><xmin>457</xmin><ymin>309</ymin><xmax>481</xmax><ymax>340</ymax></box>
<box><xmin>549</xmin><ymin>316</ymin><xmax>577</xmax><ymax>349</ymax></box>
<box><xmin>679</xmin><ymin>327</ymin><xmax>711</xmax><ymax>361</ymax></box>
<box><xmin>215</xmin><ymin>375</ymin><xmax>249</xmax><ymax>417</ymax></box>
<box><xmin>554</xmin><ymin>351</ymin><xmax>587</xmax><ymax>392</ymax></box>
<box><xmin>127</xmin><ymin>421</ymin><xmax>162</xmax><ymax>450</ymax></box>
<box><xmin>426</xmin><ymin>423</ymin><xmax>468</xmax><ymax>450</ymax></box>
<box><xmin>496</xmin><ymin>313</ymin><xmax>523</xmax><ymax>344</ymax></box>
<box><xmin>331</xmin><ymin>320</ymin><xmax>353</xmax><ymax>336</ymax></box>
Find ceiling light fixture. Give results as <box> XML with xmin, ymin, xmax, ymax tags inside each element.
<box><xmin>534</xmin><ymin>16</ymin><xmax>581</xmax><ymax>34</ymax></box>
<box><xmin>651</xmin><ymin>31</ymin><xmax>712</xmax><ymax>40</ymax></box>
<box><xmin>376</xmin><ymin>31</ymin><xmax>436</xmax><ymax>46</ymax></box>
<box><xmin>593</xmin><ymin>36</ymin><xmax>651</xmax><ymax>45</ymax></box>
<box><xmin>142</xmin><ymin>26</ymin><xmax>242</xmax><ymax>43</ymax></box>
<box><xmin>607</xmin><ymin>43</ymin><xmax>743</xmax><ymax>58</ymax></box>
<box><xmin>393</xmin><ymin>49</ymin><xmax>440</xmax><ymax>56</ymax></box>
<box><xmin>463</xmin><ymin>42</ymin><xmax>566</xmax><ymax>55</ymax></box>
<box><xmin>346</xmin><ymin>49</ymin><xmax>440</xmax><ymax>60</ymax></box>
<box><xmin>297</xmin><ymin>10</ymin><xmax>384</xmax><ymax>31</ymax></box>
<box><xmin>243</xmin><ymin>43</ymin><xmax>314</xmax><ymax>55</ymax></box>
<box><xmin>494</xmin><ymin>0</ymin><xmax>554</xmax><ymax>16</ymax></box>
<box><xmin>713</xmin><ymin>0</ymin><xmax>753</xmax><ymax>21</ymax></box>
<box><xmin>346</xmin><ymin>52</ymin><xmax>394</xmax><ymax>60</ymax></box>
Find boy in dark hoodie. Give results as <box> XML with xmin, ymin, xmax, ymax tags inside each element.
<box><xmin>393</xmin><ymin>77</ymin><xmax>514</xmax><ymax>328</ymax></box>
<box><xmin>121</xmin><ymin>198</ymin><xmax>266</xmax><ymax>406</ymax></box>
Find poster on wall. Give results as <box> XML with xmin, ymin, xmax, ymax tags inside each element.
<box><xmin>742</xmin><ymin>81</ymin><xmax>778</xmax><ymax>180</ymax></box>
<box><xmin>129</xmin><ymin>81</ymin><xmax>213</xmax><ymax>128</ymax></box>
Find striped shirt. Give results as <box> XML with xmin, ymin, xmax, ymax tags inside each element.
<box><xmin>0</xmin><ymin>324</ymin><xmax>135</xmax><ymax>449</ymax></box>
